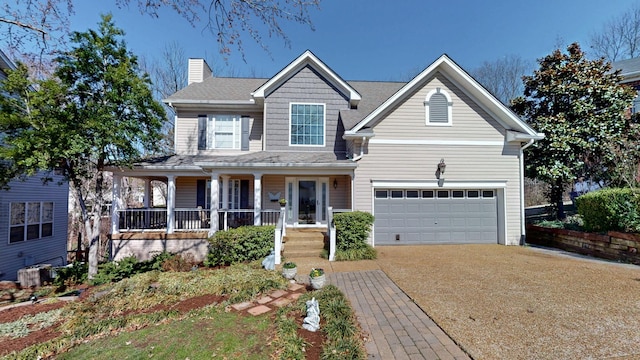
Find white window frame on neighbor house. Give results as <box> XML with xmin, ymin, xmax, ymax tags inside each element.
<box><xmin>9</xmin><ymin>201</ymin><xmax>54</xmax><ymax>243</ymax></box>
<box><xmin>207</xmin><ymin>115</ymin><xmax>241</xmax><ymax>149</ymax></box>
<box><xmin>289</xmin><ymin>102</ymin><xmax>326</xmax><ymax>146</ymax></box>
<box><xmin>424</xmin><ymin>88</ymin><xmax>453</xmax><ymax>126</ymax></box>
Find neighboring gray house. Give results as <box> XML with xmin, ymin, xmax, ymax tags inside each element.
<box><xmin>0</xmin><ymin>50</ymin><xmax>69</xmax><ymax>281</ymax></box>
<box><xmin>110</xmin><ymin>50</ymin><xmax>543</xmax><ymax>262</ymax></box>
<box><xmin>612</xmin><ymin>57</ymin><xmax>640</xmax><ymax>113</ymax></box>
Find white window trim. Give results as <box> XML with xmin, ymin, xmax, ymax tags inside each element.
<box><xmin>8</xmin><ymin>201</ymin><xmax>54</xmax><ymax>244</ymax></box>
<box><xmin>206</xmin><ymin>179</ymin><xmax>241</xmax><ymax>209</ymax></box>
<box><xmin>288</xmin><ymin>102</ymin><xmax>326</xmax><ymax>147</ymax></box>
<box><xmin>207</xmin><ymin>115</ymin><xmax>241</xmax><ymax>150</ymax></box>
<box><xmin>424</xmin><ymin>88</ymin><xmax>453</xmax><ymax>126</ymax></box>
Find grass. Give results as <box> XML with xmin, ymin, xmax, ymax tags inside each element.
<box><xmin>58</xmin><ymin>306</ymin><xmax>274</xmax><ymax>359</ymax></box>
<box><xmin>3</xmin><ymin>261</ymin><xmax>366</xmax><ymax>360</ymax></box>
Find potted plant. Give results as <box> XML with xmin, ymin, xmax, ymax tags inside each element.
<box><xmin>309</xmin><ymin>268</ymin><xmax>325</xmax><ymax>289</ymax></box>
<box><xmin>279</xmin><ymin>198</ymin><xmax>287</xmax><ymax>206</ymax></box>
<box><xmin>282</xmin><ymin>261</ymin><xmax>297</xmax><ymax>280</ymax></box>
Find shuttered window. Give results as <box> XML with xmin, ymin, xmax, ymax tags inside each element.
<box><xmin>425</xmin><ymin>88</ymin><xmax>452</xmax><ymax>126</ymax></box>
<box><xmin>198</xmin><ymin>115</ymin><xmax>250</xmax><ymax>150</ymax></box>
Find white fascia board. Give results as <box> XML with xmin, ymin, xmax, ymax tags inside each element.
<box><xmin>371</xmin><ymin>179</ymin><xmax>508</xmax><ymax>189</ymax></box>
<box><xmin>162</xmin><ymin>99</ymin><xmax>255</xmax><ymax>105</ymax></box>
<box><xmin>505</xmin><ymin>130</ymin><xmax>545</xmax><ymax>142</ymax></box>
<box><xmin>352</xmin><ymin>55</ymin><xmax>540</xmax><ymax>138</ymax></box>
<box><xmin>252</xmin><ymin>50</ymin><xmax>361</xmax><ymax>106</ymax></box>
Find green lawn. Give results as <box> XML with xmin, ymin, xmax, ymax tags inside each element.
<box><xmin>58</xmin><ymin>307</ymin><xmax>274</xmax><ymax>359</ymax></box>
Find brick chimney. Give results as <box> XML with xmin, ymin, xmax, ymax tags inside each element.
<box><xmin>188</xmin><ymin>58</ymin><xmax>212</xmax><ymax>85</ymax></box>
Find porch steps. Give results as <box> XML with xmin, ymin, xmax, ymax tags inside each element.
<box><xmin>282</xmin><ymin>228</ymin><xmax>326</xmax><ymax>259</ymax></box>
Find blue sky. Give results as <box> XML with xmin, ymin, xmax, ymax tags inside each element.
<box><xmin>70</xmin><ymin>0</ymin><xmax>639</xmax><ymax>81</ymax></box>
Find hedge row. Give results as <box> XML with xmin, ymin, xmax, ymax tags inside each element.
<box><xmin>575</xmin><ymin>188</ymin><xmax>640</xmax><ymax>233</ymax></box>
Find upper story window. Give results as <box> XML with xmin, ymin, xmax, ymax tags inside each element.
<box><xmin>290</xmin><ymin>103</ymin><xmax>325</xmax><ymax>146</ymax></box>
<box><xmin>198</xmin><ymin>115</ymin><xmax>249</xmax><ymax>150</ymax></box>
<box><xmin>424</xmin><ymin>88</ymin><xmax>453</xmax><ymax>126</ymax></box>
<box><xmin>9</xmin><ymin>201</ymin><xmax>53</xmax><ymax>243</ymax></box>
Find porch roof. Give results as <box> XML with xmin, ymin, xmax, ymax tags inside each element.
<box><xmin>128</xmin><ymin>151</ymin><xmax>358</xmax><ymax>171</ymax></box>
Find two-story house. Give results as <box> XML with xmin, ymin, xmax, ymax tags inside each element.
<box><xmin>0</xmin><ymin>49</ymin><xmax>69</xmax><ymax>281</ymax></box>
<box><xmin>109</xmin><ymin>50</ymin><xmax>542</xmax><ymax>264</ymax></box>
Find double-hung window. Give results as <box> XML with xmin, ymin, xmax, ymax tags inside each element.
<box><xmin>9</xmin><ymin>201</ymin><xmax>53</xmax><ymax>243</ymax></box>
<box><xmin>290</xmin><ymin>103</ymin><xmax>325</xmax><ymax>146</ymax></box>
<box><xmin>198</xmin><ymin>115</ymin><xmax>246</xmax><ymax>150</ymax></box>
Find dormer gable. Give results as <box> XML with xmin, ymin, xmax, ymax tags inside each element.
<box><xmin>346</xmin><ymin>54</ymin><xmax>542</xmax><ymax>141</ymax></box>
<box><xmin>252</xmin><ymin>50</ymin><xmax>361</xmax><ymax>108</ymax></box>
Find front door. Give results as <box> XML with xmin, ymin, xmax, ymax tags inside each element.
<box><xmin>285</xmin><ymin>177</ymin><xmax>328</xmax><ymax>226</ymax></box>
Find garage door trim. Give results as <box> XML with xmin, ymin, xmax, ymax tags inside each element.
<box><xmin>371</xmin><ymin>180</ymin><xmax>507</xmax><ymax>246</ymax></box>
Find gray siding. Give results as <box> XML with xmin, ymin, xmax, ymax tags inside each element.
<box><xmin>0</xmin><ymin>173</ymin><xmax>69</xmax><ymax>281</ymax></box>
<box><xmin>264</xmin><ymin>65</ymin><xmax>348</xmax><ymax>154</ymax></box>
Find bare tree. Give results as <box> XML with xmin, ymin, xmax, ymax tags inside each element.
<box><xmin>1</xmin><ymin>0</ymin><xmax>320</xmax><ymax>73</ymax></box>
<box><xmin>471</xmin><ymin>55</ymin><xmax>532</xmax><ymax>105</ymax></box>
<box><xmin>590</xmin><ymin>3</ymin><xmax>640</xmax><ymax>61</ymax></box>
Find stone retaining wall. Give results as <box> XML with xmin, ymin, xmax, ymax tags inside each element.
<box><xmin>526</xmin><ymin>225</ymin><xmax>640</xmax><ymax>265</ymax></box>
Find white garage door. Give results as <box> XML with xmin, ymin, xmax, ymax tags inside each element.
<box><xmin>374</xmin><ymin>189</ymin><xmax>498</xmax><ymax>245</ymax></box>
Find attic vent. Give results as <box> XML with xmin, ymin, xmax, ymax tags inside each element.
<box><xmin>425</xmin><ymin>87</ymin><xmax>453</xmax><ymax>126</ymax></box>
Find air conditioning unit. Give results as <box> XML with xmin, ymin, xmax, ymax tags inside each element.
<box><xmin>17</xmin><ymin>264</ymin><xmax>52</xmax><ymax>288</ymax></box>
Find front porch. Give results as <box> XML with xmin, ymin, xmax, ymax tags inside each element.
<box><xmin>110</xmin><ymin>173</ymin><xmax>352</xmax><ymax>234</ymax></box>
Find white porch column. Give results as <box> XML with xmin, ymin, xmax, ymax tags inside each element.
<box><xmin>111</xmin><ymin>174</ymin><xmax>121</xmax><ymax>234</ymax></box>
<box><xmin>143</xmin><ymin>179</ymin><xmax>151</xmax><ymax>208</ymax></box>
<box><xmin>167</xmin><ymin>175</ymin><xmax>176</xmax><ymax>234</ymax></box>
<box><xmin>221</xmin><ymin>175</ymin><xmax>230</xmax><ymax>209</ymax></box>
<box><xmin>209</xmin><ymin>173</ymin><xmax>219</xmax><ymax>236</ymax></box>
<box><xmin>254</xmin><ymin>173</ymin><xmax>262</xmax><ymax>225</ymax></box>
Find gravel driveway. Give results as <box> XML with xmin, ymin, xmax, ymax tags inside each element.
<box><xmin>373</xmin><ymin>245</ymin><xmax>640</xmax><ymax>360</ymax></box>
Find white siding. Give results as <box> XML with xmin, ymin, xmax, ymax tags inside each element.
<box><xmin>175</xmin><ymin>111</ymin><xmax>263</xmax><ymax>155</ymax></box>
<box><xmin>0</xmin><ymin>173</ymin><xmax>69</xmax><ymax>281</ymax></box>
<box><xmin>354</xmin><ymin>74</ymin><xmax>524</xmax><ymax>246</ymax></box>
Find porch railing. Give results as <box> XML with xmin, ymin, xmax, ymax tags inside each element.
<box><xmin>117</xmin><ymin>208</ymin><xmax>280</xmax><ymax>232</ymax></box>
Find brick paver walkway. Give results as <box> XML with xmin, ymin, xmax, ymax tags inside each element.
<box><xmin>329</xmin><ymin>270</ymin><xmax>470</xmax><ymax>360</ymax></box>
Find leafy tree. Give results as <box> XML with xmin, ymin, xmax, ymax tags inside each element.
<box><xmin>511</xmin><ymin>43</ymin><xmax>637</xmax><ymax>219</ymax></box>
<box><xmin>0</xmin><ymin>15</ymin><xmax>165</xmax><ymax>277</ymax></box>
<box><xmin>471</xmin><ymin>54</ymin><xmax>532</xmax><ymax>105</ymax></box>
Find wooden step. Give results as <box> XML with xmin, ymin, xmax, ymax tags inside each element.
<box><xmin>283</xmin><ymin>228</ymin><xmax>326</xmax><ymax>258</ymax></box>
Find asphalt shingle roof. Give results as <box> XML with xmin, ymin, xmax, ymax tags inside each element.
<box><xmin>164</xmin><ymin>76</ymin><xmax>405</xmax><ymax>131</ymax></box>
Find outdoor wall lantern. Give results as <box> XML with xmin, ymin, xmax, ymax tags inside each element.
<box><xmin>333</xmin><ymin>178</ymin><xmax>338</xmax><ymax>189</ymax></box>
<box><xmin>436</xmin><ymin>159</ymin><xmax>446</xmax><ymax>179</ymax></box>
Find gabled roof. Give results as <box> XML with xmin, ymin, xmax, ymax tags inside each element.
<box><xmin>252</xmin><ymin>50</ymin><xmax>362</xmax><ymax>108</ymax></box>
<box><xmin>347</xmin><ymin>54</ymin><xmax>543</xmax><ymax>140</ymax></box>
<box><xmin>612</xmin><ymin>57</ymin><xmax>640</xmax><ymax>83</ymax></box>
<box><xmin>0</xmin><ymin>49</ymin><xmax>17</xmax><ymax>77</ymax></box>
<box><xmin>164</xmin><ymin>77</ymin><xmax>266</xmax><ymax>108</ymax></box>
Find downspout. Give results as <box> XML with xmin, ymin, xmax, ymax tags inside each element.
<box><xmin>519</xmin><ymin>139</ymin><xmax>535</xmax><ymax>245</ymax></box>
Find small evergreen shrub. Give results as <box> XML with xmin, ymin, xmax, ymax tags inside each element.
<box><xmin>53</xmin><ymin>261</ymin><xmax>88</xmax><ymax>287</ymax></box>
<box><xmin>90</xmin><ymin>251</ymin><xmax>189</xmax><ymax>285</ymax></box>
<box><xmin>334</xmin><ymin>211</ymin><xmax>376</xmax><ymax>261</ymax></box>
<box><xmin>205</xmin><ymin>226</ymin><xmax>275</xmax><ymax>267</ymax></box>
<box><xmin>576</xmin><ymin>188</ymin><xmax>640</xmax><ymax>232</ymax></box>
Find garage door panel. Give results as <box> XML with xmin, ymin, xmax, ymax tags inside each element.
<box><xmin>375</xmin><ymin>188</ymin><xmax>498</xmax><ymax>245</ymax></box>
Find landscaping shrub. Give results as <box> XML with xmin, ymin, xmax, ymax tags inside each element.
<box><xmin>204</xmin><ymin>226</ymin><xmax>275</xmax><ymax>267</ymax></box>
<box><xmin>53</xmin><ymin>261</ymin><xmax>88</xmax><ymax>287</ymax></box>
<box><xmin>575</xmin><ymin>188</ymin><xmax>640</xmax><ymax>232</ymax></box>
<box><xmin>90</xmin><ymin>252</ymin><xmax>191</xmax><ymax>285</ymax></box>
<box><xmin>334</xmin><ymin>211</ymin><xmax>376</xmax><ymax>261</ymax></box>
